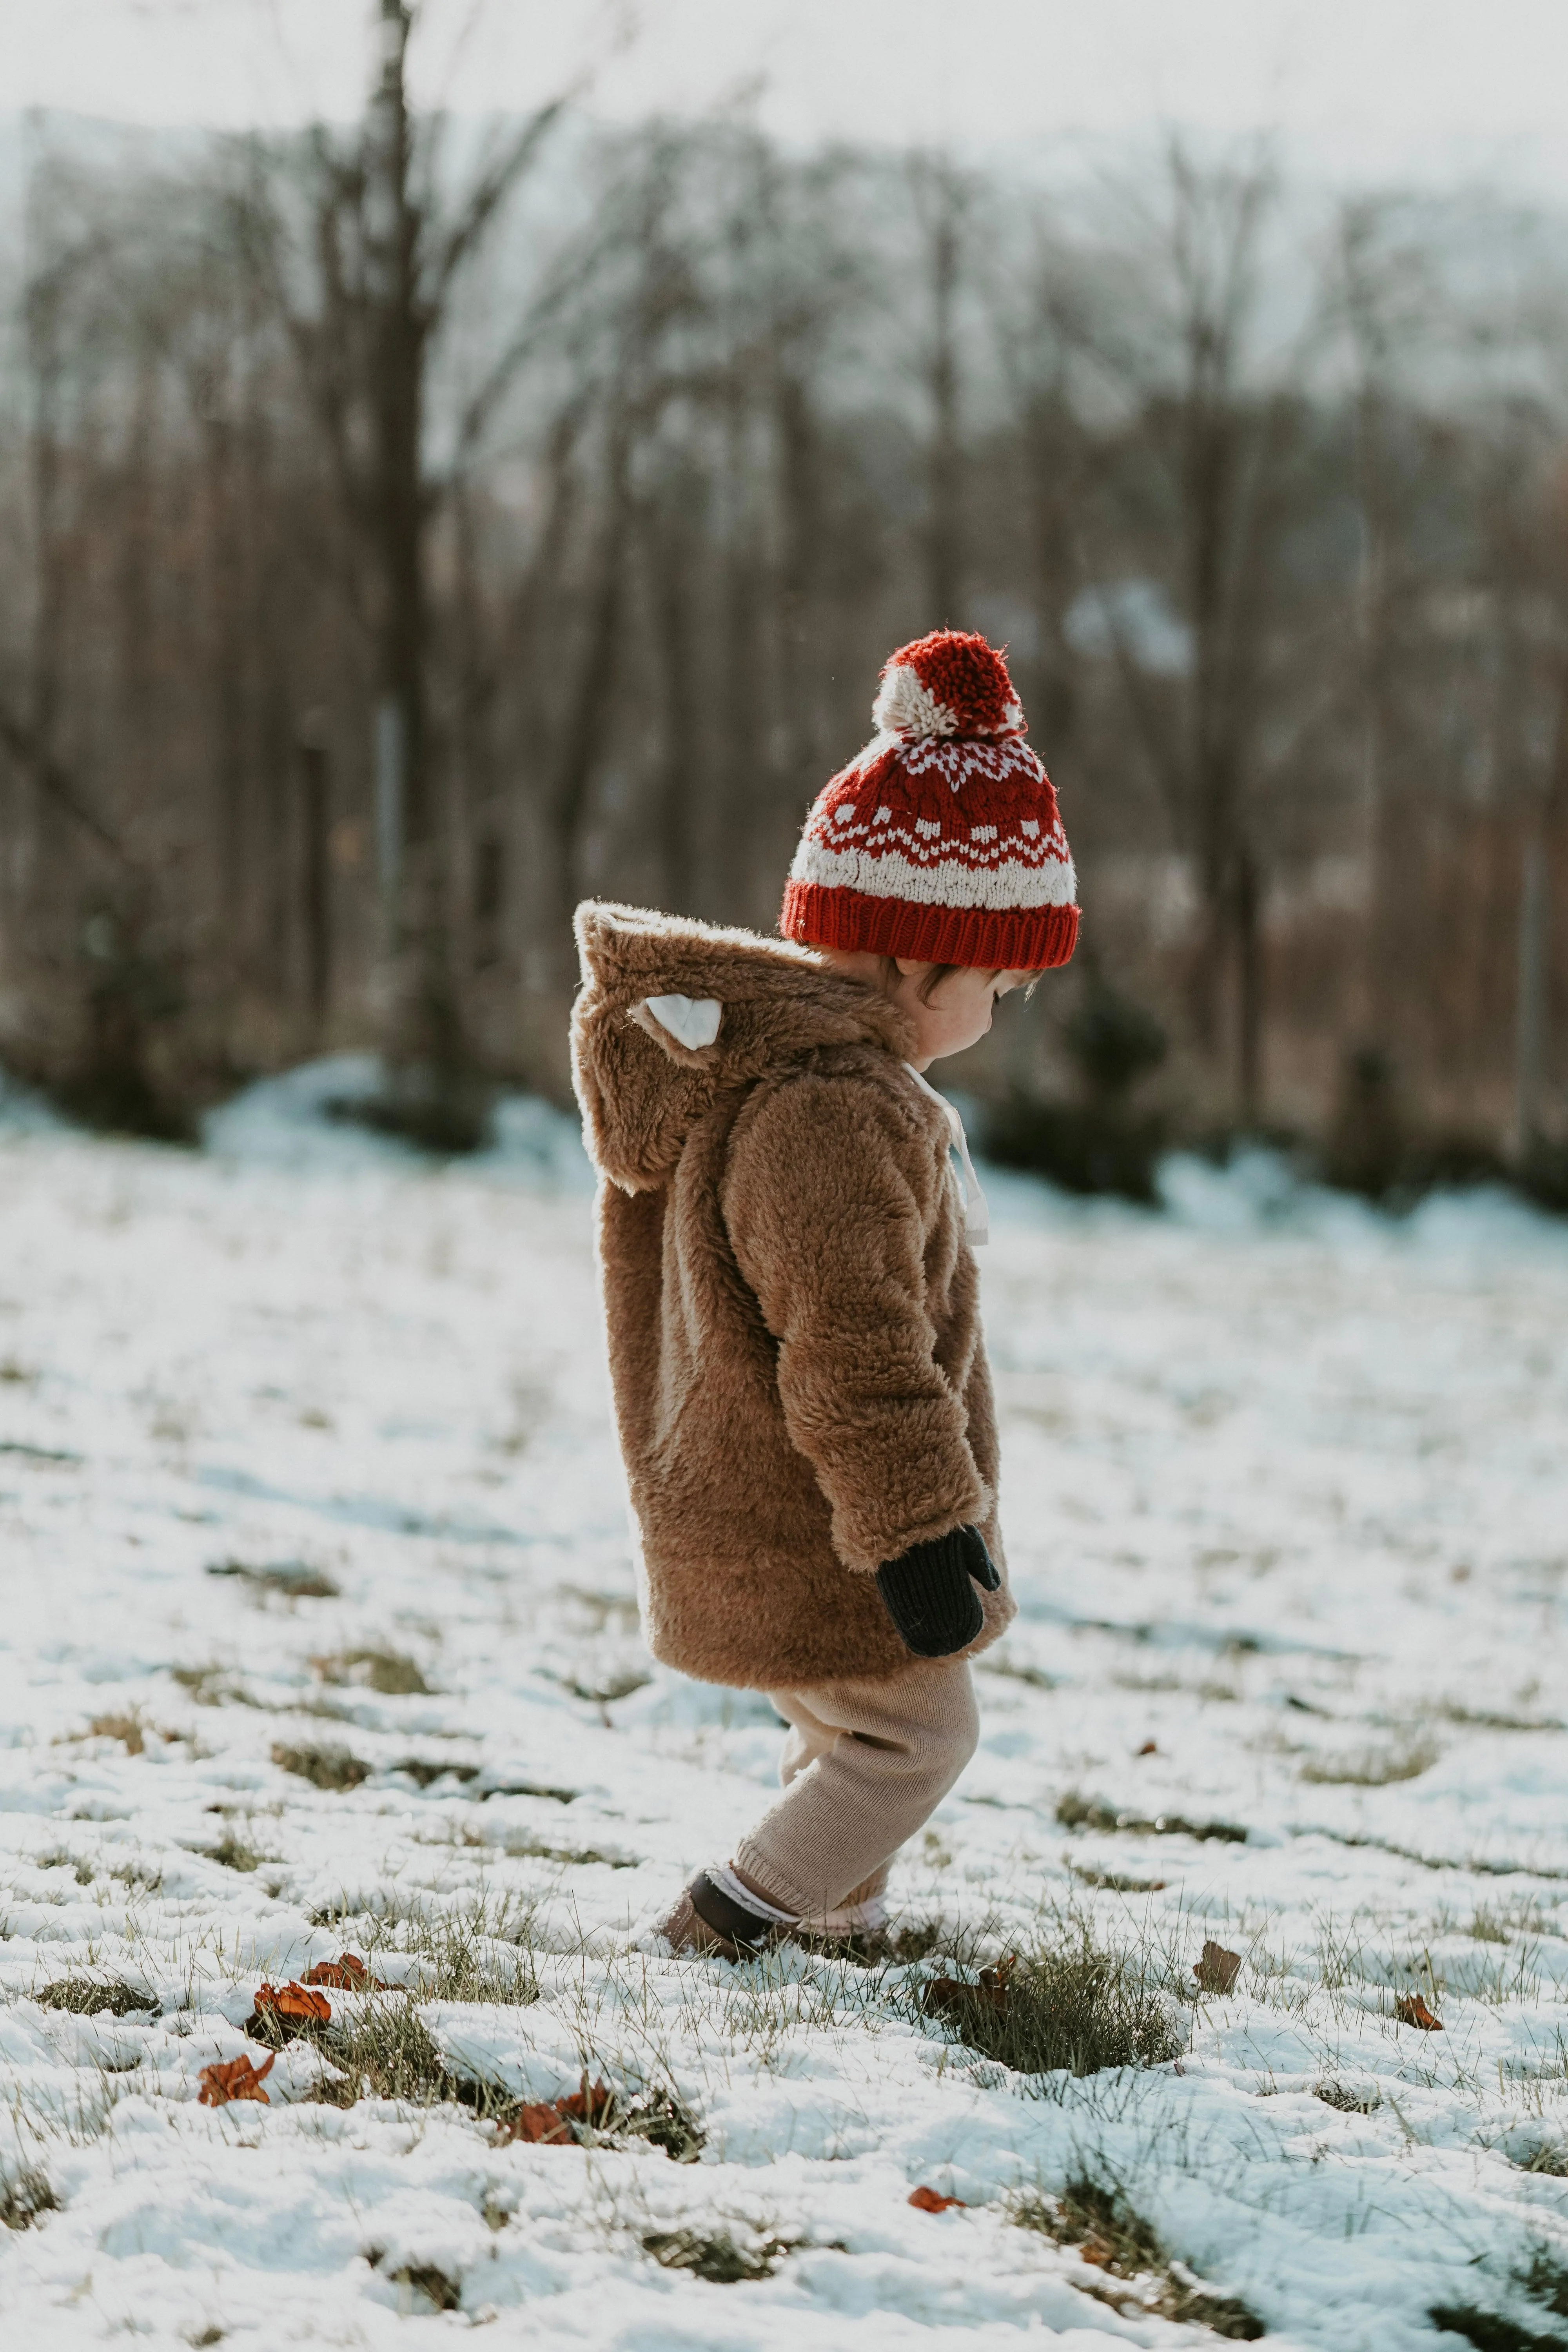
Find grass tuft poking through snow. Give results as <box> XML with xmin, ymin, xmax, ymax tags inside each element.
<box><xmin>1010</xmin><ymin>2176</ymin><xmax>1264</xmax><ymax>2337</ymax></box>
<box><xmin>207</xmin><ymin>1557</ymin><xmax>341</xmax><ymax>1599</ymax></box>
<box><xmin>1055</xmin><ymin>1790</ymin><xmax>1249</xmax><ymax>1842</ymax></box>
<box><xmin>200</xmin><ymin>1825</ymin><xmax>271</xmax><ymax>1874</ymax></box>
<box><xmin>1428</xmin><ymin>2307</ymin><xmax>1568</xmax><ymax>2350</ymax></box>
<box><xmin>917</xmin><ymin>1916</ymin><xmax>1182</xmax><ymax>2078</ymax></box>
<box><xmin>377</xmin><ymin>2258</ymin><xmax>463</xmax><ymax>2313</ymax></box>
<box><xmin>269</xmin><ymin>1740</ymin><xmax>370</xmax><ymax>1790</ymax></box>
<box><xmin>311</xmin><ymin>1646</ymin><xmax>431</xmax><ymax>1696</ymax></box>
<box><xmin>1299</xmin><ymin>1736</ymin><xmax>1441</xmax><ymax>1786</ymax></box>
<box><xmin>0</xmin><ymin>2167</ymin><xmax>58</xmax><ymax>2230</ymax></box>
<box><xmin>34</xmin><ymin>1977</ymin><xmax>157</xmax><ymax>2018</ymax></box>
<box><xmin>642</xmin><ymin>2223</ymin><xmax>803</xmax><ymax>2282</ymax></box>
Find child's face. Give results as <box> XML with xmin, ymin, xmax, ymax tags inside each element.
<box><xmin>817</xmin><ymin>949</ymin><xmax>1032</xmax><ymax>1070</ymax></box>
<box><xmin>890</xmin><ymin>961</ymin><xmax>1033</xmax><ymax>1070</ymax></box>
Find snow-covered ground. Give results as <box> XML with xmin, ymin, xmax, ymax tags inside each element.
<box><xmin>3</xmin><ymin>1061</ymin><xmax>1568</xmax><ymax>2348</ymax></box>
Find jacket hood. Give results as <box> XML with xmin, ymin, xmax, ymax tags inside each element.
<box><xmin>571</xmin><ymin>900</ymin><xmax>916</xmax><ymax>1192</ymax></box>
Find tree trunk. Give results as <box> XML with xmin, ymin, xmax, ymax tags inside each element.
<box><xmin>1234</xmin><ymin>840</ymin><xmax>1263</xmax><ymax>1128</ymax></box>
<box><xmin>652</xmin><ymin>481</ymin><xmax>699</xmax><ymax>913</ymax></box>
<box><xmin>298</xmin><ymin>729</ymin><xmax>332</xmax><ymax>1037</ymax></box>
<box><xmin>547</xmin><ymin>421</ymin><xmax>633</xmax><ymax>955</ymax></box>
<box><xmin>370</xmin><ymin>1</ymin><xmax>459</xmax><ymax>1106</ymax></box>
<box><xmin>922</xmin><ymin>163</ymin><xmax>964</xmax><ymax>627</ymax></box>
<box><xmin>1515</xmin><ymin>833</ymin><xmax>1549</xmax><ymax>1165</ymax></box>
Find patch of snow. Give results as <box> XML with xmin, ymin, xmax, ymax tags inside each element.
<box><xmin>2</xmin><ymin>1102</ymin><xmax>1567</xmax><ymax>2344</ymax></box>
<box><xmin>201</xmin><ymin>1052</ymin><xmax>594</xmax><ymax>1192</ymax></box>
<box><xmin>0</xmin><ymin>1065</ymin><xmax>65</xmax><ymax>1135</ymax></box>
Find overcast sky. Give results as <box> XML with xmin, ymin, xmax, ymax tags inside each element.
<box><xmin>5</xmin><ymin>0</ymin><xmax>1568</xmax><ymax>192</ymax></box>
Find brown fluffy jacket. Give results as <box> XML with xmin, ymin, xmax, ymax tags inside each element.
<box><xmin>571</xmin><ymin>901</ymin><xmax>1014</xmax><ymax>1690</ymax></box>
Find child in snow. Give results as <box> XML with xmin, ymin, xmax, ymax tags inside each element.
<box><xmin>570</xmin><ymin>629</ymin><xmax>1078</xmax><ymax>1957</ymax></box>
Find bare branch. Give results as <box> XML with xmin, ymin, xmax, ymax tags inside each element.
<box><xmin>426</xmin><ymin>98</ymin><xmax>568</xmax><ymax>321</ymax></box>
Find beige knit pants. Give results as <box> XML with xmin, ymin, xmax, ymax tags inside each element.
<box><xmin>732</xmin><ymin>1660</ymin><xmax>979</xmax><ymax>1921</ymax></box>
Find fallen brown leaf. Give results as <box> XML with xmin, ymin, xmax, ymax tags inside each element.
<box><xmin>198</xmin><ymin>2050</ymin><xmax>276</xmax><ymax>2107</ymax></box>
<box><xmin>1136</xmin><ymin>1740</ymin><xmax>1158</xmax><ymax>1756</ymax></box>
<box><xmin>499</xmin><ymin>2100</ymin><xmax>575</xmax><ymax>2145</ymax></box>
<box><xmin>921</xmin><ymin>1956</ymin><xmax>1016</xmax><ymax>2023</ymax></box>
<box><xmin>1394</xmin><ymin>1992</ymin><xmax>1443</xmax><ymax>2031</ymax></box>
<box><xmin>554</xmin><ymin>2078</ymin><xmax>616</xmax><ymax>2127</ymax></box>
<box><xmin>908</xmin><ymin>2185</ymin><xmax>966</xmax><ymax>2213</ymax></box>
<box><xmin>1192</xmin><ymin>1940</ymin><xmax>1242</xmax><ymax>1994</ymax></box>
<box><xmin>495</xmin><ymin>2075</ymin><xmax>616</xmax><ymax>2146</ymax></box>
<box><xmin>303</xmin><ymin>1953</ymin><xmax>389</xmax><ymax>1991</ymax></box>
<box><xmin>255</xmin><ymin>1980</ymin><xmax>332</xmax><ymax>2024</ymax></box>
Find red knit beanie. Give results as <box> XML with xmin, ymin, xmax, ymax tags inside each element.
<box><xmin>780</xmin><ymin>630</ymin><xmax>1078</xmax><ymax>970</ymax></box>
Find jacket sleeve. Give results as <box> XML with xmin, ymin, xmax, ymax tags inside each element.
<box><xmin>721</xmin><ymin>1072</ymin><xmax>989</xmax><ymax>1574</ymax></box>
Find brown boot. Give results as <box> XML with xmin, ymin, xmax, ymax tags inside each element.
<box><xmin>654</xmin><ymin>1873</ymin><xmax>781</xmax><ymax>1962</ymax></box>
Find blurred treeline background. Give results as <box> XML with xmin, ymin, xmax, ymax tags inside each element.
<box><xmin>1</xmin><ymin>2</ymin><xmax>1565</xmax><ymax>1202</ymax></box>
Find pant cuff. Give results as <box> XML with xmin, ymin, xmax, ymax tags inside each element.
<box><xmin>730</xmin><ymin>1840</ymin><xmax>816</xmax><ymax>1919</ymax></box>
<box><xmin>833</xmin><ymin>1867</ymin><xmax>890</xmax><ymax>1911</ymax></box>
<box><xmin>733</xmin><ymin>1842</ymin><xmax>894</xmax><ymax>1920</ymax></box>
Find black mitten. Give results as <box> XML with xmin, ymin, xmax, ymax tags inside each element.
<box><xmin>875</xmin><ymin>1525</ymin><xmax>1000</xmax><ymax>1658</ymax></box>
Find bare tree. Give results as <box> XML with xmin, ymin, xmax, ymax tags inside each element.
<box><xmin>1074</xmin><ymin>142</ymin><xmax>1303</xmax><ymax>1123</ymax></box>
<box><xmin>245</xmin><ymin>0</ymin><xmax>572</xmax><ymax>1141</ymax></box>
<box><xmin>1</xmin><ymin>105</ymin><xmax>1562</xmax><ymax>1175</ymax></box>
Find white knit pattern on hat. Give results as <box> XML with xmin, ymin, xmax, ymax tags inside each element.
<box><xmin>789</xmin><ymin>737</ymin><xmax>1076</xmax><ymax>914</ymax></box>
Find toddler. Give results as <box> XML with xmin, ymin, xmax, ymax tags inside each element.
<box><xmin>571</xmin><ymin>629</ymin><xmax>1078</xmax><ymax>1956</ymax></box>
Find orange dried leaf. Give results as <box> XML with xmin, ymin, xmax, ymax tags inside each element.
<box><xmin>1394</xmin><ymin>1992</ymin><xmax>1443</xmax><ymax>2031</ymax></box>
<box><xmin>198</xmin><ymin>2050</ymin><xmax>275</xmax><ymax>2107</ymax></box>
<box><xmin>909</xmin><ymin>2185</ymin><xmax>966</xmax><ymax>2213</ymax></box>
<box><xmin>255</xmin><ymin>1980</ymin><xmax>332</xmax><ymax>2023</ymax></box>
<box><xmin>500</xmin><ymin>2100</ymin><xmax>575</xmax><ymax>2144</ymax></box>
<box><xmin>922</xmin><ymin>1956</ymin><xmax>1016</xmax><ymax>2024</ymax></box>
<box><xmin>1193</xmin><ymin>1940</ymin><xmax>1243</xmax><ymax>1994</ymax></box>
<box><xmin>495</xmin><ymin>2078</ymin><xmax>617</xmax><ymax>2146</ymax></box>
<box><xmin>304</xmin><ymin>1953</ymin><xmax>388</xmax><ymax>1991</ymax></box>
<box><xmin>554</xmin><ymin>2078</ymin><xmax>615</xmax><ymax>2127</ymax></box>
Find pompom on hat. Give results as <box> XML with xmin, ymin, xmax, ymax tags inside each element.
<box><xmin>780</xmin><ymin>629</ymin><xmax>1078</xmax><ymax>971</ymax></box>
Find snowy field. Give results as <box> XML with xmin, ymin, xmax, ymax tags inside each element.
<box><xmin>3</xmin><ymin>1057</ymin><xmax>1568</xmax><ymax>2348</ymax></box>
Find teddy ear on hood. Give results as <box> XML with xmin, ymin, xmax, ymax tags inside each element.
<box><xmin>638</xmin><ymin>994</ymin><xmax>723</xmax><ymax>1053</ymax></box>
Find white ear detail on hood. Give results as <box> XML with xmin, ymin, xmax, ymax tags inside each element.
<box><xmin>642</xmin><ymin>994</ymin><xmax>722</xmax><ymax>1050</ymax></box>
